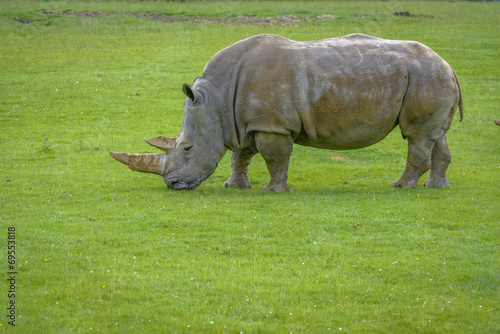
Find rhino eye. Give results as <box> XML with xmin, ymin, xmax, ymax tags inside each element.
<box><xmin>183</xmin><ymin>146</ymin><xmax>194</xmax><ymax>153</ymax></box>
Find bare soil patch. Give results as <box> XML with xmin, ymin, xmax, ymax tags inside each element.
<box><xmin>14</xmin><ymin>18</ymin><xmax>47</xmax><ymax>24</ymax></box>
<box><xmin>38</xmin><ymin>10</ymin><xmax>336</xmax><ymax>25</ymax></box>
<box><xmin>31</xmin><ymin>10</ymin><xmax>432</xmax><ymax>25</ymax></box>
<box><xmin>350</xmin><ymin>14</ymin><xmax>372</xmax><ymax>18</ymax></box>
<box><xmin>328</xmin><ymin>154</ymin><xmax>351</xmax><ymax>161</ymax></box>
<box><xmin>41</xmin><ymin>10</ymin><xmax>112</xmax><ymax>18</ymax></box>
<box><xmin>134</xmin><ymin>13</ymin><xmax>304</xmax><ymax>24</ymax></box>
<box><xmin>393</xmin><ymin>11</ymin><xmax>434</xmax><ymax>18</ymax></box>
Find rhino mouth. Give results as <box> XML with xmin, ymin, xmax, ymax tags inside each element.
<box><xmin>165</xmin><ymin>178</ymin><xmax>201</xmax><ymax>190</ymax></box>
<box><xmin>164</xmin><ymin>162</ymin><xmax>218</xmax><ymax>190</ymax></box>
<box><xmin>165</xmin><ymin>169</ymin><xmax>216</xmax><ymax>190</ymax></box>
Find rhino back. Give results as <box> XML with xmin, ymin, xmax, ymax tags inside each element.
<box><xmin>203</xmin><ymin>34</ymin><xmax>455</xmax><ymax>150</ymax></box>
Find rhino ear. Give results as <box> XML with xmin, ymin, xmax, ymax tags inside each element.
<box><xmin>182</xmin><ymin>83</ymin><xmax>203</xmax><ymax>105</ymax></box>
<box><xmin>145</xmin><ymin>136</ymin><xmax>176</xmax><ymax>152</ymax></box>
<box><xmin>182</xmin><ymin>83</ymin><xmax>195</xmax><ymax>101</ymax></box>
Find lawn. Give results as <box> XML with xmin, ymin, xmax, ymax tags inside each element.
<box><xmin>0</xmin><ymin>0</ymin><xmax>499</xmax><ymax>332</ymax></box>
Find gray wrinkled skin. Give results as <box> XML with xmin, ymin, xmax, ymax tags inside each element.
<box><xmin>110</xmin><ymin>34</ymin><xmax>463</xmax><ymax>191</ymax></box>
<box><xmin>162</xmin><ymin>81</ymin><xmax>227</xmax><ymax>190</ymax></box>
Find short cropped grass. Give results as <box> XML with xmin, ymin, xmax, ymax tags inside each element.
<box><xmin>1</xmin><ymin>1</ymin><xmax>499</xmax><ymax>332</ymax></box>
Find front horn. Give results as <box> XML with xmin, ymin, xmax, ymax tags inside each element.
<box><xmin>109</xmin><ymin>151</ymin><xmax>167</xmax><ymax>175</ymax></box>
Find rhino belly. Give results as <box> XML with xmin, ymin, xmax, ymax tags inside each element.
<box><xmin>294</xmin><ymin>89</ymin><xmax>404</xmax><ymax>150</ymax></box>
<box><xmin>294</xmin><ymin>118</ymin><xmax>399</xmax><ymax>150</ymax></box>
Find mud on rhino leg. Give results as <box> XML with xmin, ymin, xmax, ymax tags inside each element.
<box><xmin>255</xmin><ymin>132</ymin><xmax>293</xmax><ymax>192</ymax></box>
<box><xmin>423</xmin><ymin>135</ymin><xmax>451</xmax><ymax>188</ymax></box>
<box><xmin>223</xmin><ymin>147</ymin><xmax>258</xmax><ymax>189</ymax></box>
<box><xmin>391</xmin><ymin>137</ymin><xmax>434</xmax><ymax>188</ymax></box>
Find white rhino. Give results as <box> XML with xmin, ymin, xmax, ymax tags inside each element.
<box><xmin>110</xmin><ymin>34</ymin><xmax>463</xmax><ymax>191</ymax></box>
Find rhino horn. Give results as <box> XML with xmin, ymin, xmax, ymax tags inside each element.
<box><xmin>144</xmin><ymin>136</ymin><xmax>176</xmax><ymax>152</ymax></box>
<box><xmin>109</xmin><ymin>151</ymin><xmax>167</xmax><ymax>175</ymax></box>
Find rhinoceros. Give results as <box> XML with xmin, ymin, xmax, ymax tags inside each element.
<box><xmin>110</xmin><ymin>33</ymin><xmax>463</xmax><ymax>191</ymax></box>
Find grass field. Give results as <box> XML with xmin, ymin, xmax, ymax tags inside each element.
<box><xmin>1</xmin><ymin>0</ymin><xmax>499</xmax><ymax>332</ymax></box>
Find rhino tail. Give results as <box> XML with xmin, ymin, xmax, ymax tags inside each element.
<box><xmin>109</xmin><ymin>151</ymin><xmax>167</xmax><ymax>175</ymax></box>
<box><xmin>453</xmin><ymin>70</ymin><xmax>464</xmax><ymax>122</ymax></box>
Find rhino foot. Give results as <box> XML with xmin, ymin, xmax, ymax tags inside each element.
<box><xmin>261</xmin><ymin>183</ymin><xmax>290</xmax><ymax>192</ymax></box>
<box><xmin>390</xmin><ymin>179</ymin><xmax>419</xmax><ymax>189</ymax></box>
<box><xmin>223</xmin><ymin>179</ymin><xmax>251</xmax><ymax>189</ymax></box>
<box><xmin>423</xmin><ymin>178</ymin><xmax>449</xmax><ymax>188</ymax></box>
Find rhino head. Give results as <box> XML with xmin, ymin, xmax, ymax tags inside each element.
<box><xmin>110</xmin><ymin>82</ymin><xmax>227</xmax><ymax>190</ymax></box>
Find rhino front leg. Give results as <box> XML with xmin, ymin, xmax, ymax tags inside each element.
<box><xmin>223</xmin><ymin>147</ymin><xmax>258</xmax><ymax>189</ymax></box>
<box><xmin>391</xmin><ymin>137</ymin><xmax>433</xmax><ymax>188</ymax></box>
<box><xmin>255</xmin><ymin>132</ymin><xmax>293</xmax><ymax>192</ymax></box>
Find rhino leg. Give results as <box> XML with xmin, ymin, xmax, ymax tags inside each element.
<box><xmin>391</xmin><ymin>137</ymin><xmax>433</xmax><ymax>188</ymax></box>
<box><xmin>223</xmin><ymin>147</ymin><xmax>258</xmax><ymax>189</ymax></box>
<box><xmin>255</xmin><ymin>132</ymin><xmax>293</xmax><ymax>192</ymax></box>
<box><xmin>423</xmin><ymin>135</ymin><xmax>451</xmax><ymax>188</ymax></box>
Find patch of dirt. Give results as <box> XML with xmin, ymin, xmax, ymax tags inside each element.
<box><xmin>37</xmin><ymin>10</ymin><xmax>337</xmax><ymax>25</ymax></box>
<box><xmin>41</xmin><ymin>10</ymin><xmax>112</xmax><ymax>17</ymax></box>
<box><xmin>32</xmin><ymin>10</ymin><xmax>432</xmax><ymax>25</ymax></box>
<box><xmin>394</xmin><ymin>11</ymin><xmax>434</xmax><ymax>18</ymax></box>
<box><xmin>328</xmin><ymin>154</ymin><xmax>350</xmax><ymax>161</ymax></box>
<box><xmin>134</xmin><ymin>13</ymin><xmax>305</xmax><ymax>24</ymax></box>
<box><xmin>315</xmin><ymin>15</ymin><xmax>336</xmax><ymax>20</ymax></box>
<box><xmin>231</xmin><ymin>14</ymin><xmax>303</xmax><ymax>24</ymax></box>
<box><xmin>14</xmin><ymin>18</ymin><xmax>47</xmax><ymax>24</ymax></box>
<box><xmin>350</xmin><ymin>14</ymin><xmax>372</xmax><ymax>18</ymax></box>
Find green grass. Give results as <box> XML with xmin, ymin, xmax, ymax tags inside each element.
<box><xmin>1</xmin><ymin>1</ymin><xmax>499</xmax><ymax>332</ymax></box>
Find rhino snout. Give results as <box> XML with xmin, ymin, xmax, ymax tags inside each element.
<box><xmin>166</xmin><ymin>178</ymin><xmax>199</xmax><ymax>190</ymax></box>
<box><xmin>166</xmin><ymin>178</ymin><xmax>183</xmax><ymax>190</ymax></box>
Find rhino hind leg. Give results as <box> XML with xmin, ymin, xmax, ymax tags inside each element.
<box><xmin>391</xmin><ymin>137</ymin><xmax>434</xmax><ymax>188</ymax></box>
<box><xmin>223</xmin><ymin>147</ymin><xmax>258</xmax><ymax>189</ymax></box>
<box><xmin>254</xmin><ymin>132</ymin><xmax>293</xmax><ymax>192</ymax></box>
<box><xmin>423</xmin><ymin>135</ymin><xmax>451</xmax><ymax>188</ymax></box>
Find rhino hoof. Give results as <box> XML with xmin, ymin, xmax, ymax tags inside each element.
<box><xmin>390</xmin><ymin>180</ymin><xmax>418</xmax><ymax>189</ymax></box>
<box><xmin>423</xmin><ymin>179</ymin><xmax>449</xmax><ymax>188</ymax></box>
<box><xmin>223</xmin><ymin>180</ymin><xmax>251</xmax><ymax>189</ymax></box>
<box><xmin>261</xmin><ymin>183</ymin><xmax>290</xmax><ymax>192</ymax></box>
